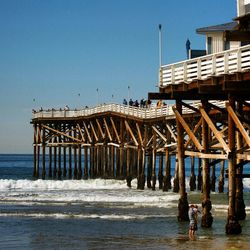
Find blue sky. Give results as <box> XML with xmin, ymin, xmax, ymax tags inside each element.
<box><xmin>0</xmin><ymin>0</ymin><xmax>236</xmax><ymax>153</ymax></box>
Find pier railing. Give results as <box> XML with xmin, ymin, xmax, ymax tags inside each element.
<box><xmin>32</xmin><ymin>101</ymin><xmax>227</xmax><ymax>120</ymax></box>
<box><xmin>160</xmin><ymin>44</ymin><xmax>250</xmax><ymax>86</ymax></box>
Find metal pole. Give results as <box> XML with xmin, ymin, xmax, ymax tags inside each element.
<box><xmin>158</xmin><ymin>24</ymin><xmax>163</xmax><ymax>86</ymax></box>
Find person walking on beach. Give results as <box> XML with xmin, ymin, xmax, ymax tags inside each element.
<box><xmin>188</xmin><ymin>204</ymin><xmax>199</xmax><ymax>240</ymax></box>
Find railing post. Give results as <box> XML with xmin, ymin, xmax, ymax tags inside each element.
<box><xmin>237</xmin><ymin>48</ymin><xmax>242</xmax><ymax>72</ymax></box>
<box><xmin>224</xmin><ymin>51</ymin><xmax>229</xmax><ymax>74</ymax></box>
<box><xmin>171</xmin><ymin>65</ymin><xmax>175</xmax><ymax>84</ymax></box>
<box><xmin>212</xmin><ymin>54</ymin><xmax>216</xmax><ymax>75</ymax></box>
<box><xmin>183</xmin><ymin>62</ymin><xmax>187</xmax><ymax>82</ymax></box>
<box><xmin>197</xmin><ymin>58</ymin><xmax>201</xmax><ymax>79</ymax></box>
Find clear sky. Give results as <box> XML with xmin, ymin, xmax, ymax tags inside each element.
<box><xmin>0</xmin><ymin>0</ymin><xmax>236</xmax><ymax>153</ymax></box>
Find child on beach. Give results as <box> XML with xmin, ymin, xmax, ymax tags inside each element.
<box><xmin>188</xmin><ymin>204</ymin><xmax>200</xmax><ymax>240</ymax></box>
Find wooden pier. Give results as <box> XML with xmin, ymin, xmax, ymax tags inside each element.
<box><xmin>31</xmin><ymin>34</ymin><xmax>250</xmax><ymax>236</ymax></box>
<box><xmin>148</xmin><ymin>44</ymin><xmax>250</xmax><ymax>234</ymax></box>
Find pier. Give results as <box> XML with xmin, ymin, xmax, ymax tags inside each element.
<box><xmin>31</xmin><ymin>1</ymin><xmax>250</xmax><ymax>235</ymax></box>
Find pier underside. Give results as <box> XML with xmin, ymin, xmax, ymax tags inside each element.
<box><xmin>148</xmin><ymin>69</ymin><xmax>250</xmax><ymax>234</ymax></box>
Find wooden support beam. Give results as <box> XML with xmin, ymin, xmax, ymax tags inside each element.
<box><xmin>200</xmin><ymin>107</ymin><xmax>230</xmax><ymax>153</ymax></box>
<box><xmin>77</xmin><ymin>124</ymin><xmax>85</xmax><ymax>142</ymax></box>
<box><xmin>166</xmin><ymin>124</ymin><xmax>177</xmax><ymax>142</ymax></box>
<box><xmin>103</xmin><ymin>118</ymin><xmax>112</xmax><ymax>141</ymax></box>
<box><xmin>124</xmin><ymin>120</ymin><xmax>138</xmax><ymax>146</ymax></box>
<box><xmin>90</xmin><ymin>121</ymin><xmax>98</xmax><ymax>141</ymax></box>
<box><xmin>185</xmin><ymin>150</ymin><xmax>228</xmax><ymax>159</ymax></box>
<box><xmin>236</xmin><ymin>153</ymin><xmax>250</xmax><ymax>161</ymax></box>
<box><xmin>152</xmin><ymin>125</ymin><xmax>167</xmax><ymax>142</ymax></box>
<box><xmin>110</xmin><ymin>117</ymin><xmax>121</xmax><ymax>144</ymax></box>
<box><xmin>224</xmin><ymin>30</ymin><xmax>250</xmax><ymax>42</ymax></box>
<box><xmin>185</xmin><ymin>118</ymin><xmax>202</xmax><ymax>148</ymax></box>
<box><xmin>176</xmin><ymin>101</ymin><xmax>189</xmax><ymax>221</ymax></box>
<box><xmin>173</xmin><ymin>107</ymin><xmax>203</xmax><ymax>151</ymax></box>
<box><xmin>227</xmin><ymin>104</ymin><xmax>250</xmax><ymax>148</ymax></box>
<box><xmin>83</xmin><ymin>122</ymin><xmax>92</xmax><ymax>143</ymax></box>
<box><xmin>96</xmin><ymin>119</ymin><xmax>105</xmax><ymax>139</ymax></box>
<box><xmin>223</xmin><ymin>80</ymin><xmax>250</xmax><ymax>92</ymax></box>
<box><xmin>42</xmin><ymin>124</ymin><xmax>81</xmax><ymax>142</ymax></box>
<box><xmin>135</xmin><ymin>123</ymin><xmax>143</xmax><ymax>146</ymax></box>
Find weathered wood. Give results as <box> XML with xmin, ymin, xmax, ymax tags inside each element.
<box><xmin>78</xmin><ymin>145</ymin><xmax>82</xmax><ymax>179</ymax></box>
<box><xmin>189</xmin><ymin>157</ymin><xmax>196</xmax><ymax>191</ymax></box>
<box><xmin>227</xmin><ymin>104</ymin><xmax>250</xmax><ymax>148</ymax></box>
<box><xmin>152</xmin><ymin>131</ymin><xmax>157</xmax><ymax>191</ymax></box>
<box><xmin>33</xmin><ymin>124</ymin><xmax>37</xmax><ymax>178</ymax></box>
<box><xmin>201</xmin><ymin>101</ymin><xmax>213</xmax><ymax>228</ymax></box>
<box><xmin>200</xmin><ymin>107</ymin><xmax>230</xmax><ymax>153</ymax></box>
<box><xmin>176</xmin><ymin>101</ymin><xmax>189</xmax><ymax>222</ymax></box>
<box><xmin>73</xmin><ymin>145</ymin><xmax>77</xmax><ymax>179</ymax></box>
<box><xmin>48</xmin><ymin>146</ymin><xmax>52</xmax><ymax>178</ymax></box>
<box><xmin>218</xmin><ymin>160</ymin><xmax>225</xmax><ymax>193</ymax></box>
<box><xmin>185</xmin><ymin>151</ymin><xmax>228</xmax><ymax>159</ymax></box>
<box><xmin>68</xmin><ymin>144</ymin><xmax>72</xmax><ymax>179</ymax></box>
<box><xmin>173</xmin><ymin>107</ymin><xmax>203</xmax><ymax>151</ymax></box>
<box><xmin>226</xmin><ymin>98</ymin><xmax>242</xmax><ymax>235</ymax></box>
<box><xmin>42</xmin><ymin>126</ymin><xmax>46</xmax><ymax>180</ymax></box>
<box><xmin>235</xmin><ymin>102</ymin><xmax>246</xmax><ymax>221</ymax></box>
<box><xmin>158</xmin><ymin>153</ymin><xmax>164</xmax><ymax>189</ymax></box>
<box><xmin>53</xmin><ymin>145</ymin><xmax>57</xmax><ymax>179</ymax></box>
<box><xmin>163</xmin><ymin>146</ymin><xmax>171</xmax><ymax>192</ymax></box>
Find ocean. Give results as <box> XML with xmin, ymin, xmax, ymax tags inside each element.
<box><xmin>0</xmin><ymin>154</ymin><xmax>250</xmax><ymax>249</ymax></box>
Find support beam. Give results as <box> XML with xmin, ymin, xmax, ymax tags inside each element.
<box><xmin>176</xmin><ymin>101</ymin><xmax>189</xmax><ymax>221</ymax></box>
<box><xmin>226</xmin><ymin>98</ymin><xmax>242</xmax><ymax>234</ymax></box>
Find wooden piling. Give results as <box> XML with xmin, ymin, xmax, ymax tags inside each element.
<box><xmin>173</xmin><ymin>155</ymin><xmax>179</xmax><ymax>193</ymax></box>
<box><xmin>226</xmin><ymin>98</ymin><xmax>241</xmax><ymax>234</ymax></box>
<box><xmin>48</xmin><ymin>146</ymin><xmax>52</xmax><ymax>178</ymax></box>
<box><xmin>53</xmin><ymin>146</ymin><xmax>57</xmax><ymax>179</ymax></box>
<box><xmin>201</xmin><ymin>101</ymin><xmax>213</xmax><ymax>228</ymax></box>
<box><xmin>218</xmin><ymin>160</ymin><xmax>225</xmax><ymax>193</ymax></box>
<box><xmin>78</xmin><ymin>145</ymin><xmax>82</xmax><ymax>179</ymax></box>
<box><xmin>163</xmin><ymin>147</ymin><xmax>171</xmax><ymax>191</ymax></box>
<box><xmin>158</xmin><ymin>153</ymin><xmax>163</xmax><ymax>189</ymax></box>
<box><xmin>189</xmin><ymin>156</ymin><xmax>196</xmax><ymax>191</ymax></box>
<box><xmin>84</xmin><ymin>147</ymin><xmax>88</xmax><ymax>179</ymax></box>
<box><xmin>235</xmin><ymin>102</ymin><xmax>246</xmax><ymax>220</ymax></box>
<box><xmin>176</xmin><ymin>101</ymin><xmax>189</xmax><ymax>221</ymax></box>
<box><xmin>68</xmin><ymin>145</ymin><xmax>72</xmax><ymax>179</ymax></box>
<box><xmin>211</xmin><ymin>163</ymin><xmax>216</xmax><ymax>192</ymax></box>
<box><xmin>42</xmin><ymin>126</ymin><xmax>46</xmax><ymax>180</ymax></box>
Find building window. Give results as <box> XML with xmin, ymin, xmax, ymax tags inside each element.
<box><xmin>224</xmin><ymin>40</ymin><xmax>230</xmax><ymax>50</ymax></box>
<box><xmin>207</xmin><ymin>37</ymin><xmax>212</xmax><ymax>54</ymax></box>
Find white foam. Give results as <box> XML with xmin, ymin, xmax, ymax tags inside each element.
<box><xmin>0</xmin><ymin>179</ymin><xmax>128</xmax><ymax>191</ymax></box>
<box><xmin>0</xmin><ymin>179</ymin><xmax>180</xmax><ymax>208</ymax></box>
<box><xmin>0</xmin><ymin>212</ymin><xmax>173</xmax><ymax>220</ymax></box>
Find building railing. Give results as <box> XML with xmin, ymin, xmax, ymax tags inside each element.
<box><xmin>32</xmin><ymin>101</ymin><xmax>227</xmax><ymax>120</ymax></box>
<box><xmin>160</xmin><ymin>44</ymin><xmax>250</xmax><ymax>86</ymax></box>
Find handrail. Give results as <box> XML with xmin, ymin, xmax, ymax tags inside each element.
<box><xmin>160</xmin><ymin>44</ymin><xmax>250</xmax><ymax>87</ymax></box>
<box><xmin>32</xmin><ymin>101</ymin><xmax>227</xmax><ymax>120</ymax></box>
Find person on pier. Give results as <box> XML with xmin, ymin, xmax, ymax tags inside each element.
<box><xmin>188</xmin><ymin>204</ymin><xmax>200</xmax><ymax>240</ymax></box>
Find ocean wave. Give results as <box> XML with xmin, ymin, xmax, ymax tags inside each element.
<box><xmin>0</xmin><ymin>178</ymin><xmax>128</xmax><ymax>191</ymax></box>
<box><xmin>0</xmin><ymin>212</ymin><xmax>174</xmax><ymax>220</ymax></box>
